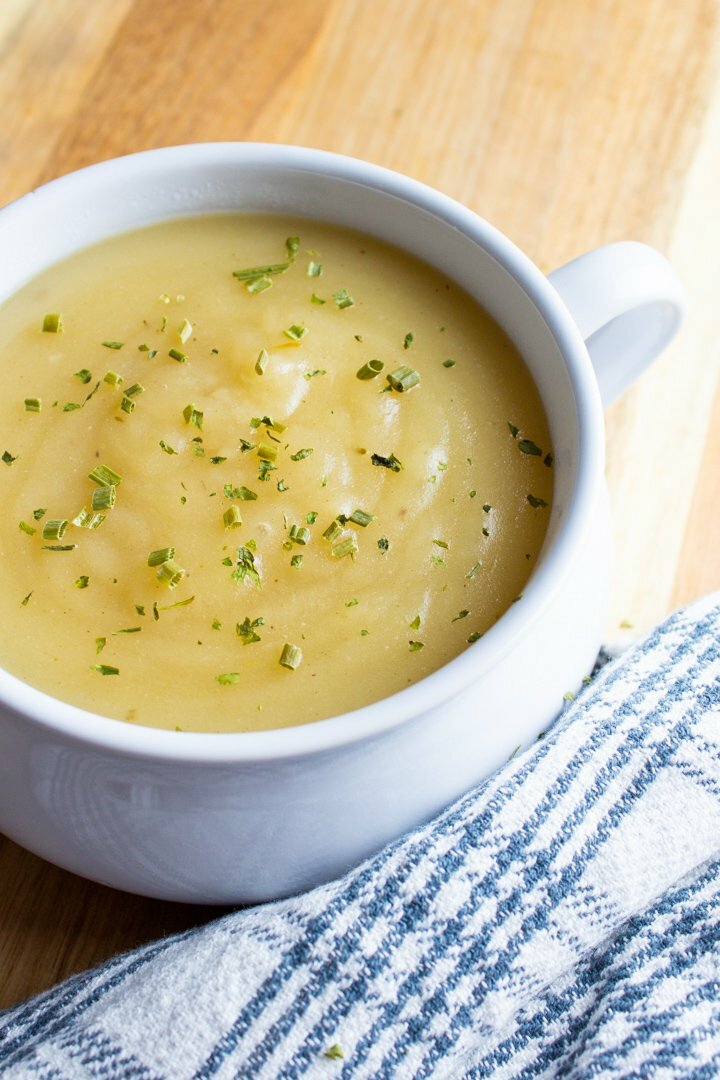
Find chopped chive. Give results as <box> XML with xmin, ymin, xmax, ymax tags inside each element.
<box><xmin>2</xmin><ymin>450</ymin><xmax>18</xmax><ymax>465</ymax></box>
<box><xmin>527</xmin><ymin>494</ymin><xmax>549</xmax><ymax>508</ymax></box>
<box><xmin>178</xmin><ymin>319</ymin><xmax>193</xmax><ymax>344</ymax></box>
<box><xmin>211</xmin><ymin>618</ymin><xmax>221</xmax><ymax>630</ymax></box>
<box><xmin>430</xmin><ymin>555</ymin><xmax>446</xmax><ymax>569</ymax></box>
<box><xmin>121</xmin><ymin>383</ymin><xmax>144</xmax><ymax>414</ymax></box>
<box><xmin>246</xmin><ymin>275</ymin><xmax>273</xmax><ymax>294</ymax></box>
<box><xmin>42</xmin><ymin>313</ymin><xmax>63</xmax><ymax>333</ymax></box>
<box><xmin>62</xmin><ymin>402</ymin><xmax>82</xmax><ymax>412</ymax></box>
<box><xmin>216</xmin><ymin>672</ymin><xmax>240</xmax><ymax>685</ymax></box>
<box><xmin>135</xmin><ymin>605</ymin><xmax>145</xmax><ymax>616</ymax></box>
<box><xmin>24</xmin><ymin>398</ymin><xmax>41</xmax><ymax>412</ymax></box>
<box><xmin>442</xmin><ymin>358</ymin><xmax>456</xmax><ymax>368</ymax></box>
<box><xmin>113</xmin><ymin>626</ymin><xmax>141</xmax><ymax>635</ymax></box>
<box><xmin>95</xmin><ymin>637</ymin><xmax>106</xmax><ymax>653</ymax></box>
<box><xmin>290</xmin><ymin>448</ymin><xmax>313</xmax><ymax>461</ymax></box>
<box><xmin>408</xmin><ymin>640</ymin><xmax>424</xmax><ymax>652</ymax></box>
<box><xmin>102</xmin><ymin>341</ymin><xmax>124</xmax><ymax>350</ymax></box>
<box><xmin>74</xmin><ymin>369</ymin><xmax>93</xmax><ymax>384</ymax></box>
<box><xmin>157</xmin><ymin>596</ymin><xmax>195</xmax><ymax>611</ymax></box>
<box><xmin>33</xmin><ymin>508</ymin><xmax>47</xmax><ymax>520</ymax></box>
<box><xmin>90</xmin><ymin>663</ymin><xmax>119</xmax><ymax>675</ymax></box>
<box><xmin>224</xmin><ymin>484</ymin><xmax>258</xmax><ymax>501</ymax></box>
<box><xmin>518</xmin><ymin>439</ymin><xmax>542</xmax><ymax>456</ymax></box>
<box><xmin>279</xmin><ymin>643</ymin><xmax>302</xmax><ymax>670</ymax></box>
<box><xmin>156</xmin><ymin>559</ymin><xmax>185</xmax><ymax>588</ymax></box>
<box><xmin>42</xmin><ymin>519</ymin><xmax>68</xmax><ymax>541</ymax></box>
<box><xmin>210</xmin><ymin>456</ymin><xmax>227</xmax><ymax>465</ymax></box>
<box><xmin>433</xmin><ymin>538</ymin><xmax>449</xmax><ymax>549</ymax></box>
<box><xmin>306</xmin><ymin>511</ymin><xmax>318</xmax><ymax>524</ymax></box>
<box><xmin>386</xmin><ymin>365</ymin><xmax>420</xmax><ymax>392</ymax></box>
<box><xmin>159</xmin><ymin>315</ymin><xmax>168</xmax><ymax>333</ymax></box>
<box><xmin>332</xmin><ymin>289</ymin><xmax>354</xmax><ymax>309</ymax></box>
<box><xmin>332</xmin><ymin>533</ymin><xmax>359</xmax><ymax>559</ymax></box>
<box><xmin>277</xmin><ymin>479</ymin><xmax>289</xmax><ymax>492</ymax></box>
<box><xmin>403</xmin><ymin>332</ymin><xmax>414</xmax><ymax>349</ymax></box>
<box><xmin>42</xmin><ymin>544</ymin><xmax>77</xmax><ymax>551</ymax></box>
<box><xmin>283</xmin><ymin>324</ymin><xmax>308</xmax><ymax>343</ymax></box>
<box><xmin>288</xmin><ymin>524</ymin><xmax>311</xmax><ymax>545</ymax></box>
<box><xmin>18</xmin><ymin>520</ymin><xmax>36</xmax><ymax>536</ymax></box>
<box><xmin>311</xmin><ymin>292</ymin><xmax>326</xmax><ymax>305</ymax></box>
<box><xmin>72</xmin><ymin>508</ymin><xmax>105</xmax><ymax>529</ymax></box>
<box><xmin>370</xmin><ymin>452</ymin><xmax>403</xmax><ymax>472</ymax></box>
<box><xmin>377</xmin><ymin>536</ymin><xmax>389</xmax><ymax>554</ymax></box>
<box><xmin>234</xmin><ymin>262</ymin><xmax>290</xmax><ymax>282</ymax></box>
<box><xmin>349</xmin><ymin>509</ymin><xmax>374</xmax><ymax>527</ymax></box>
<box><xmin>452</xmin><ymin>610</ymin><xmax>469</xmax><ymax>622</ymax></box>
<box><xmin>91</xmin><ymin>485</ymin><xmax>116</xmax><ymax>511</ymax></box>
<box><xmin>88</xmin><ymin>464</ymin><xmax>122</xmax><ymax>486</ymax></box>
<box><xmin>255</xmin><ymin>348</ymin><xmax>270</xmax><ymax>376</ymax></box>
<box><xmin>357</xmin><ymin>359</ymin><xmax>384</xmax><ymax>380</ymax></box>
<box><xmin>257</xmin><ymin>442</ymin><xmax>278</xmax><ymax>463</ymax></box>
<box><xmin>169</xmin><ymin>348</ymin><xmax>188</xmax><ymax>363</ymax></box>
<box><xmin>307</xmin><ymin>261</ymin><xmax>322</xmax><ymax>277</ymax></box>
<box><xmin>83</xmin><ymin>381</ymin><xmax>102</xmax><ymax>404</ymax></box>
<box><xmin>304</xmin><ymin>368</ymin><xmax>326</xmax><ymax>380</ymax></box>
<box><xmin>159</xmin><ymin>440</ymin><xmax>179</xmax><ymax>455</ymax></box>
<box><xmin>290</xmin><ymin>553</ymin><xmax>303</xmax><ymax>568</ymax></box>
<box><xmin>323</xmin><ymin>519</ymin><xmax>343</xmax><ymax>542</ymax></box>
<box><xmin>147</xmin><ymin>547</ymin><xmax>175</xmax><ymax>567</ymax></box>
<box><xmin>223</xmin><ymin>506</ymin><xmax>242</xmax><ymax>529</ymax></box>
<box><xmin>466</xmin><ymin>561</ymin><xmax>482</xmax><ymax>579</ymax></box>
<box><xmin>21</xmin><ymin>592</ymin><xmax>32</xmax><ymax>606</ymax></box>
<box><xmin>346</xmin><ymin>598</ymin><xmax>359</xmax><ymax>608</ymax></box>
<box><xmin>409</xmin><ymin>615</ymin><xmax>421</xmax><ymax>630</ymax></box>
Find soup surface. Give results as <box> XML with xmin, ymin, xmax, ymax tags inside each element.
<box><xmin>0</xmin><ymin>215</ymin><xmax>552</xmax><ymax>732</ymax></box>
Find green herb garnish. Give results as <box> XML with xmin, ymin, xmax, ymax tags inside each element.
<box><xmin>288</xmin><ymin>524</ymin><xmax>311</xmax><ymax>546</ymax></box>
<box><xmin>442</xmin><ymin>358</ymin><xmax>456</xmax><ymax>368</ymax></box>
<box><xmin>307</xmin><ymin>261</ymin><xmax>322</xmax><ymax>277</ymax></box>
<box><xmin>452</xmin><ymin>610</ymin><xmax>469</xmax><ymax>622</ymax></box>
<box><xmin>63</xmin><ymin>402</ymin><xmax>82</xmax><ymax>412</ymax></box>
<box><xmin>377</xmin><ymin>536</ymin><xmax>389</xmax><ymax>554</ymax></box>
<box><xmin>544</xmin><ymin>452</ymin><xmax>554</xmax><ymax>468</ymax></box>
<box><xmin>518</xmin><ymin>439</ymin><xmax>542</xmax><ymax>456</ymax></box>
<box><xmin>72</xmin><ymin>508</ymin><xmax>105</xmax><ymax>529</ymax></box>
<box><xmin>88</xmin><ymin>464</ymin><xmax>122</xmax><ymax>486</ymax></box>
<box><xmin>90</xmin><ymin>663</ymin><xmax>119</xmax><ymax>675</ymax></box>
<box><xmin>403</xmin><ymin>332</ymin><xmax>413</xmax><ymax>349</ymax></box>
<box><xmin>224</xmin><ymin>484</ymin><xmax>258</xmax><ymax>501</ymax></box>
<box><xmin>324</xmin><ymin>1045</ymin><xmax>344</xmax><ymax>1061</ymax></box>
<box><xmin>42</xmin><ymin>313</ymin><xmax>63</xmax><ymax>334</ymax></box>
<box><xmin>283</xmin><ymin>324</ymin><xmax>308</xmax><ymax>343</ymax></box>
<box><xmin>42</xmin><ymin>519</ymin><xmax>68</xmax><ymax>541</ymax></box>
<box><xmin>102</xmin><ymin>341</ymin><xmax>124</xmax><ymax>350</ymax></box>
<box><xmin>332</xmin><ymin>534</ymin><xmax>359</xmax><ymax>559</ymax></box>
<box><xmin>409</xmin><ymin>615</ymin><xmax>421</xmax><ymax>630</ymax></box>
<box><xmin>92</xmin><ymin>485</ymin><xmax>116</xmax><ymax>511</ymax></box>
<box><xmin>371</xmin><ymin>452</ymin><xmax>403</xmax><ymax>472</ymax></box>
<box><xmin>156</xmin><ymin>559</ymin><xmax>186</xmax><ymax>588</ymax></box>
<box><xmin>18</xmin><ymin>521</ymin><xmax>36</xmax><ymax>536</ymax></box>
<box><xmin>279</xmin><ymin>643</ymin><xmax>302</xmax><ymax>670</ymax></box>
<box><xmin>349</xmin><ymin>509</ymin><xmax>373</xmax><ymax>527</ymax></box>
<box><xmin>306</xmin><ymin>511</ymin><xmax>318</xmax><ymax>524</ymax></box>
<box><xmin>255</xmin><ymin>348</ymin><xmax>269</xmax><ymax>376</ymax></box>
<box><xmin>304</xmin><ymin>369</ymin><xmax>326</xmax><ymax>380</ymax></box>
<box><xmin>322</xmin><ymin>519</ymin><xmax>343</xmax><ymax>542</ymax></box>
<box><xmin>216</xmin><ymin>672</ymin><xmax>240</xmax><ymax>686</ymax></box>
<box><xmin>236</xmin><ymin>616</ymin><xmax>264</xmax><ymax>644</ymax></box>
<box><xmin>386</xmin><ymin>365</ymin><xmax>420</xmax><ymax>392</ymax></box>
<box><xmin>33</xmin><ymin>508</ymin><xmax>47</xmax><ymax>520</ymax></box>
<box><xmin>42</xmin><ymin>544</ymin><xmax>77</xmax><ymax>551</ymax></box>
<box><xmin>210</xmin><ymin>456</ymin><xmax>227</xmax><ymax>465</ymax></box>
<box><xmin>311</xmin><ymin>292</ymin><xmax>326</xmax><ymax>305</ymax></box>
<box><xmin>24</xmin><ymin>398</ymin><xmax>41</xmax><ymax>413</ymax></box>
<box><xmin>113</xmin><ymin>627</ymin><xmax>141</xmax><ymax>635</ymax></box>
<box><xmin>2</xmin><ymin>451</ymin><xmax>17</xmax><ymax>466</ymax></box>
<box><xmin>333</xmin><ymin>289</ymin><xmax>354</xmax><ymax>309</ymax></box>
<box><xmin>467</xmin><ymin>632</ymin><xmax>483</xmax><ymax>643</ymax></box>
<box><xmin>169</xmin><ymin>348</ymin><xmax>188</xmax><ymax>363</ymax></box>
<box><xmin>356</xmin><ymin>359</ymin><xmax>384</xmax><ymax>381</ymax></box>
<box><xmin>232</xmin><ymin>546</ymin><xmax>261</xmax><ymax>588</ymax></box>
<box><xmin>159</xmin><ymin>440</ymin><xmax>178</xmax><ymax>455</ymax></box>
<box><xmin>290</xmin><ymin>448</ymin><xmax>313</xmax><ymax>461</ymax></box>
<box><xmin>527</xmin><ymin>494</ymin><xmax>549</xmax><ymax>508</ymax></box>
<box><xmin>257</xmin><ymin>443</ymin><xmax>278</xmax><ymax>463</ymax></box>
<box><xmin>408</xmin><ymin>640</ymin><xmax>424</xmax><ymax>651</ymax></box>
<box><xmin>21</xmin><ymin>592</ymin><xmax>33</xmax><ymax>607</ymax></box>
<box><xmin>178</xmin><ymin>319</ymin><xmax>193</xmax><ymax>344</ymax></box>
<box><xmin>508</xmin><ymin>421</ymin><xmax>519</xmax><ymax>438</ymax></box>
<box><xmin>223</xmin><ymin>506</ymin><xmax>242</xmax><ymax>529</ymax></box>
<box><xmin>148</xmin><ymin>547</ymin><xmax>175</xmax><ymax>567</ymax></box>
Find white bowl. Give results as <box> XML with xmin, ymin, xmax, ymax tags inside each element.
<box><xmin>0</xmin><ymin>144</ymin><xmax>684</xmax><ymax>902</ymax></box>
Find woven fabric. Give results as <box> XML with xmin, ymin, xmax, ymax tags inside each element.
<box><xmin>2</xmin><ymin>594</ymin><xmax>720</xmax><ymax>1078</ymax></box>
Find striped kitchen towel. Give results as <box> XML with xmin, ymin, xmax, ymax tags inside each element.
<box><xmin>1</xmin><ymin>593</ymin><xmax>720</xmax><ymax>1078</ymax></box>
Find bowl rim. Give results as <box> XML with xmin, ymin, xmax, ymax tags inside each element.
<box><xmin>0</xmin><ymin>142</ymin><xmax>605</xmax><ymax>762</ymax></box>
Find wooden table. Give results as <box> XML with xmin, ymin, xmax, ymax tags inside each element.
<box><xmin>1</xmin><ymin>0</ymin><xmax>719</xmax><ymax>1011</ymax></box>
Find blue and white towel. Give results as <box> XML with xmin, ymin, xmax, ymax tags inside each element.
<box><xmin>2</xmin><ymin>593</ymin><xmax>720</xmax><ymax>1078</ymax></box>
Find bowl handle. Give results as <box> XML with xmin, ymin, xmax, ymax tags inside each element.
<box><xmin>548</xmin><ymin>241</ymin><xmax>686</xmax><ymax>406</ymax></box>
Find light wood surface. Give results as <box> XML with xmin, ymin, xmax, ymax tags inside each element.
<box><xmin>1</xmin><ymin>0</ymin><xmax>719</xmax><ymax>1010</ymax></box>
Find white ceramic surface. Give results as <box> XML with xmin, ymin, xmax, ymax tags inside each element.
<box><xmin>0</xmin><ymin>145</ymin><xmax>685</xmax><ymax>902</ymax></box>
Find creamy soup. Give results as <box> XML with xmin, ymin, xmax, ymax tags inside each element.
<box><xmin>0</xmin><ymin>215</ymin><xmax>552</xmax><ymax>732</ymax></box>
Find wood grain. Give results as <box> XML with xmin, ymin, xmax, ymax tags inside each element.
<box><xmin>1</xmin><ymin>0</ymin><xmax>719</xmax><ymax>1009</ymax></box>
